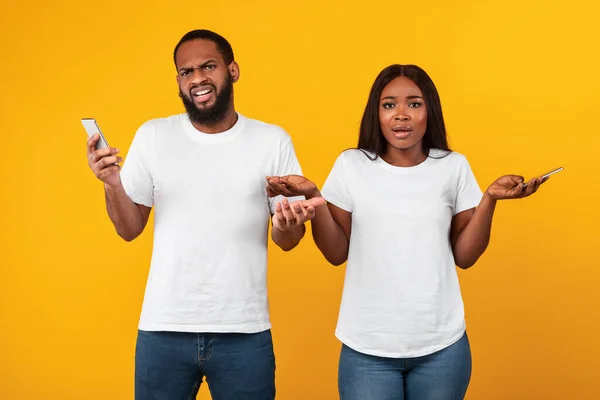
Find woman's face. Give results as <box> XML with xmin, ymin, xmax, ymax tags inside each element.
<box><xmin>378</xmin><ymin>76</ymin><xmax>428</xmax><ymax>154</ymax></box>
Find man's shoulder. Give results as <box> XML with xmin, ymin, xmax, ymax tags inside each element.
<box><xmin>240</xmin><ymin>114</ymin><xmax>292</xmax><ymax>143</ymax></box>
<box><xmin>139</xmin><ymin>113</ymin><xmax>186</xmax><ymax>131</ymax></box>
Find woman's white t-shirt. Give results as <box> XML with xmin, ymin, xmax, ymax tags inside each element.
<box><xmin>321</xmin><ymin>149</ymin><xmax>483</xmax><ymax>358</ymax></box>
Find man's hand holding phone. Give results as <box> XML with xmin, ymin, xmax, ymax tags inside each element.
<box><xmin>87</xmin><ymin>133</ymin><xmax>122</xmax><ymax>187</ymax></box>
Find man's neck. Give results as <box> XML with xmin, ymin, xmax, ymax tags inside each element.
<box><xmin>191</xmin><ymin>108</ymin><xmax>238</xmax><ymax>134</ymax></box>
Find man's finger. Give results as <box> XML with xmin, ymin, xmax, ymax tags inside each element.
<box><xmin>292</xmin><ymin>202</ymin><xmax>302</xmax><ymax>214</ymax></box>
<box><xmin>273</xmin><ymin>202</ymin><xmax>286</xmax><ymax>225</ymax></box>
<box><xmin>288</xmin><ymin>202</ymin><xmax>307</xmax><ymax>223</ymax></box>
<box><xmin>90</xmin><ymin>146</ymin><xmax>119</xmax><ymax>163</ymax></box>
<box><xmin>99</xmin><ymin>156</ymin><xmax>123</xmax><ymax>168</ymax></box>
<box><xmin>87</xmin><ymin>134</ymin><xmax>99</xmax><ymax>154</ymax></box>
<box><xmin>280</xmin><ymin>198</ymin><xmax>295</xmax><ymax>224</ymax></box>
<box><xmin>303</xmin><ymin>196</ymin><xmax>326</xmax><ymax>208</ymax></box>
<box><xmin>305</xmin><ymin>205</ymin><xmax>316</xmax><ymax>220</ymax></box>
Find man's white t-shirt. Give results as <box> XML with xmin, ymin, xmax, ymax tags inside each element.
<box><xmin>321</xmin><ymin>149</ymin><xmax>483</xmax><ymax>358</ymax></box>
<box><xmin>120</xmin><ymin>113</ymin><xmax>302</xmax><ymax>333</ymax></box>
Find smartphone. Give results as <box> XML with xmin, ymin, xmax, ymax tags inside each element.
<box><xmin>523</xmin><ymin>166</ymin><xmax>563</xmax><ymax>188</ymax></box>
<box><xmin>81</xmin><ymin>118</ymin><xmax>109</xmax><ymax>150</ymax></box>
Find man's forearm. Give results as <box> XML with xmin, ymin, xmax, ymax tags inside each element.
<box><xmin>271</xmin><ymin>224</ymin><xmax>306</xmax><ymax>251</ymax></box>
<box><xmin>105</xmin><ymin>183</ymin><xmax>146</xmax><ymax>241</ymax></box>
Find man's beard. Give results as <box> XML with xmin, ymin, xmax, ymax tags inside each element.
<box><xmin>179</xmin><ymin>73</ymin><xmax>233</xmax><ymax>125</ymax></box>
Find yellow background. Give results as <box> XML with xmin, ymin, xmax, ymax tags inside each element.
<box><xmin>1</xmin><ymin>0</ymin><xmax>599</xmax><ymax>399</ymax></box>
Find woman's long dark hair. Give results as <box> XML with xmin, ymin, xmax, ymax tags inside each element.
<box><xmin>357</xmin><ymin>64</ymin><xmax>450</xmax><ymax>159</ymax></box>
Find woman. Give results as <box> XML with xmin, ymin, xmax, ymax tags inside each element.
<box><xmin>266</xmin><ymin>64</ymin><xmax>547</xmax><ymax>399</ymax></box>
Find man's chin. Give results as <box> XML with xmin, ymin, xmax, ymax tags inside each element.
<box><xmin>193</xmin><ymin>102</ymin><xmax>216</xmax><ymax>112</ymax></box>
<box><xmin>191</xmin><ymin>95</ymin><xmax>216</xmax><ymax>108</ymax></box>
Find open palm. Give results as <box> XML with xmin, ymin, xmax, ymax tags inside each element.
<box><xmin>266</xmin><ymin>175</ymin><xmax>318</xmax><ymax>198</ymax></box>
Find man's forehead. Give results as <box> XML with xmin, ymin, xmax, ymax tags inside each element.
<box><xmin>176</xmin><ymin>40</ymin><xmax>222</xmax><ymax>65</ymax></box>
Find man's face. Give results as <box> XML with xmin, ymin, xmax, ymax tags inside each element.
<box><xmin>175</xmin><ymin>39</ymin><xmax>238</xmax><ymax>125</ymax></box>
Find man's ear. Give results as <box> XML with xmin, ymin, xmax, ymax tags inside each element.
<box><xmin>230</xmin><ymin>61</ymin><xmax>240</xmax><ymax>83</ymax></box>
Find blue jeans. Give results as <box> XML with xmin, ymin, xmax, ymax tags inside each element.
<box><xmin>135</xmin><ymin>329</ymin><xmax>276</xmax><ymax>400</ymax></box>
<box><xmin>338</xmin><ymin>332</ymin><xmax>472</xmax><ymax>400</ymax></box>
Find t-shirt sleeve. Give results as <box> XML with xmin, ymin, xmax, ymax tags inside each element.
<box><xmin>454</xmin><ymin>156</ymin><xmax>483</xmax><ymax>215</ymax></box>
<box><xmin>119</xmin><ymin>123</ymin><xmax>154</xmax><ymax>208</ymax></box>
<box><xmin>321</xmin><ymin>152</ymin><xmax>353</xmax><ymax>212</ymax></box>
<box><xmin>268</xmin><ymin>134</ymin><xmax>305</xmax><ymax>214</ymax></box>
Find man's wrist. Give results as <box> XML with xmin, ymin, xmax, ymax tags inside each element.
<box><xmin>273</xmin><ymin>221</ymin><xmax>304</xmax><ymax>234</ymax></box>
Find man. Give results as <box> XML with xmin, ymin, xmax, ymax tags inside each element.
<box><xmin>86</xmin><ymin>29</ymin><xmax>324</xmax><ymax>400</ymax></box>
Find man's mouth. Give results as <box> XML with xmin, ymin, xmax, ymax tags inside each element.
<box><xmin>190</xmin><ymin>86</ymin><xmax>215</xmax><ymax>103</ymax></box>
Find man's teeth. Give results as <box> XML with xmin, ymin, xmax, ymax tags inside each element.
<box><xmin>195</xmin><ymin>90</ymin><xmax>211</xmax><ymax>97</ymax></box>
